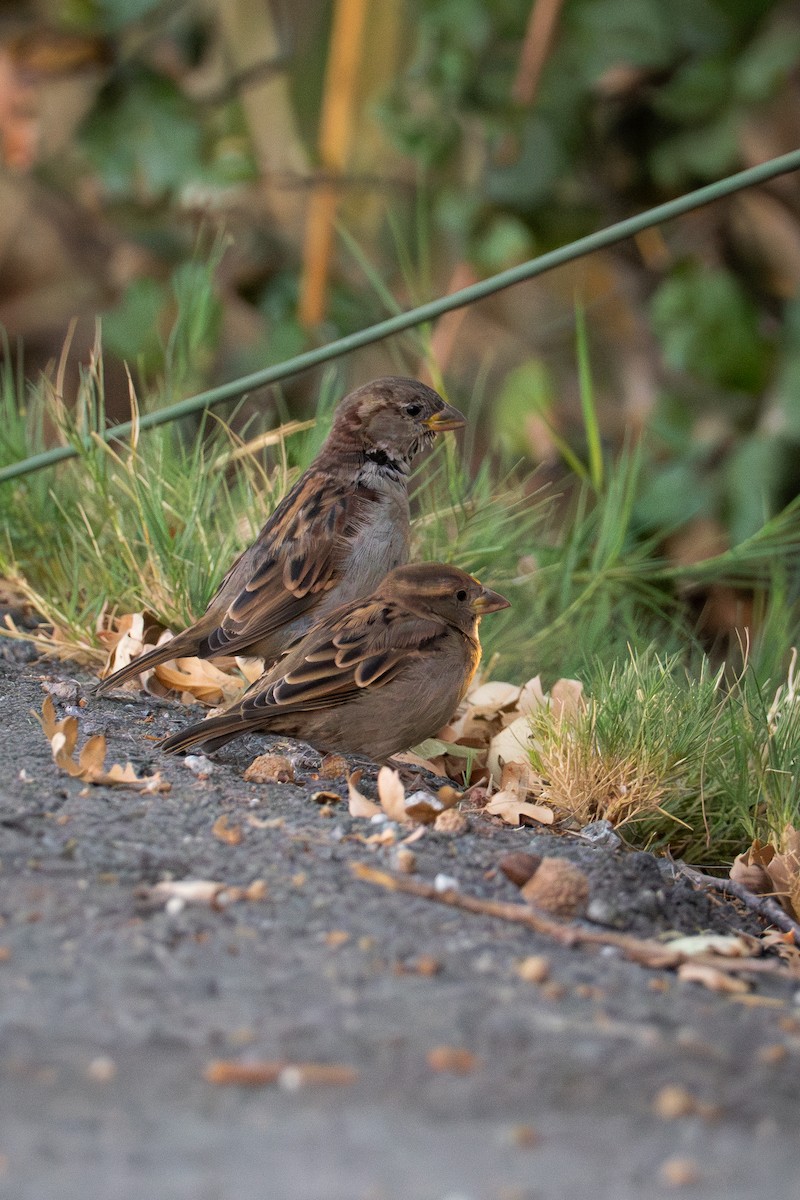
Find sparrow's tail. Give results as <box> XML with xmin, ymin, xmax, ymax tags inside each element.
<box><xmin>160</xmin><ymin>709</ymin><xmax>253</xmax><ymax>755</ymax></box>
<box><xmin>94</xmin><ymin>633</ymin><xmax>199</xmax><ymax>695</ymax></box>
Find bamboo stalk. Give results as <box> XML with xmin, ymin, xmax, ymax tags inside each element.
<box><xmin>298</xmin><ymin>0</ymin><xmax>370</xmax><ymax>327</ymax></box>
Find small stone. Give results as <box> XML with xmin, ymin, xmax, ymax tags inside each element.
<box><xmin>434</xmin><ymin>809</ymin><xmax>469</xmax><ymax>835</ymax></box>
<box><xmin>434</xmin><ymin>873</ymin><xmax>460</xmax><ymax>893</ymax></box>
<box><xmin>521</xmin><ymin>857</ymin><xmax>589</xmax><ymax>918</ymax></box>
<box><xmin>757</xmin><ymin>1043</ymin><xmax>788</xmax><ymax>1065</ymax></box>
<box><xmin>586</xmin><ymin>898</ymin><xmax>624</xmax><ymax>928</ymax></box>
<box><xmin>498</xmin><ymin>851</ymin><xmax>542</xmax><ymax>888</ymax></box>
<box><xmin>87</xmin><ymin>1055</ymin><xmax>117</xmax><ymax>1083</ymax></box>
<box><xmin>659</xmin><ymin>1157</ymin><xmax>701</xmax><ymax>1188</ymax></box>
<box><xmin>505</xmin><ymin>1124</ymin><xmax>541</xmax><ymax>1148</ymax></box>
<box><xmin>579</xmin><ymin>819</ymin><xmax>621</xmax><ymax>849</ymax></box>
<box><xmin>515</xmin><ymin>955</ymin><xmax>550</xmax><ymax>983</ymax></box>
<box><xmin>392</xmin><ymin>847</ymin><xmax>417</xmax><ymax>874</ymax></box>
<box><xmin>652</xmin><ymin>1084</ymin><xmax>697</xmax><ymax>1119</ymax></box>
<box><xmin>184</xmin><ymin>754</ymin><xmax>213</xmax><ymax>777</ymax></box>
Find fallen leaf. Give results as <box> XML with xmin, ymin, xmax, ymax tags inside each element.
<box><xmin>730</xmin><ymin>840</ymin><xmax>776</xmax><ymax>895</ymax></box>
<box><xmin>347</xmin><ymin>770</ymin><xmax>381</xmax><ymax>818</ymax></box>
<box><xmin>550</xmin><ymin>678</ymin><xmax>585</xmax><ymax>718</ymax></box>
<box><xmin>677</xmin><ymin>962</ymin><xmax>751</xmax><ymax>993</ymax></box>
<box><xmin>212</xmin><ymin>814</ymin><xmax>243</xmax><ymax>845</ymax></box>
<box><xmin>485</xmin><ymin>794</ymin><xmax>554</xmax><ymax>826</ymax></box>
<box><xmin>498</xmin><ymin>851</ymin><xmax>542</xmax><ymax>887</ymax></box>
<box><xmin>153</xmin><ymin>656</ymin><xmax>245</xmax><ymax>706</ymax></box>
<box><xmin>311</xmin><ymin>790</ymin><xmax>340</xmax><ymax>805</ymax></box>
<box><xmin>667</xmin><ymin>935</ymin><xmax>757</xmax><ymax>959</ymax></box>
<box><xmin>487</xmin><ymin>716</ymin><xmax>532</xmax><ymax>781</ymax></box>
<box><xmin>732</xmin><ymin>827</ymin><xmax>800</xmax><ymax>919</ymax></box>
<box><xmin>377</xmin><ymin>766</ymin><xmax>408</xmax><ymax>821</ymax></box>
<box><xmin>145</xmin><ymin>879</ymin><xmax>266</xmax><ymax>908</ymax></box>
<box><xmin>36</xmin><ymin>697</ymin><xmax>170</xmax><ymax>793</ymax></box>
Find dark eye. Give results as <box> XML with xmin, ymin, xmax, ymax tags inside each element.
<box><xmin>456</xmin><ymin>589</ymin><xmax>468</xmax><ymax>602</ymax></box>
<box><xmin>405</xmin><ymin>403</ymin><xmax>423</xmax><ymax>418</ymax></box>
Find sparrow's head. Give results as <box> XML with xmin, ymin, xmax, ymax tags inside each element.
<box><xmin>331</xmin><ymin>377</ymin><xmax>465</xmax><ymax>465</ymax></box>
<box><xmin>385</xmin><ymin>562</ymin><xmax>510</xmax><ymax>636</ymax></box>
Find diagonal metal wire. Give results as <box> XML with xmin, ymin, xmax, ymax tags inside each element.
<box><xmin>3</xmin><ymin>147</ymin><xmax>800</xmax><ymax>485</ymax></box>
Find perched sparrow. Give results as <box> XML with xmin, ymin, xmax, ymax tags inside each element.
<box><xmin>160</xmin><ymin>562</ymin><xmax>510</xmax><ymax>761</ymax></box>
<box><xmin>97</xmin><ymin>378</ymin><xmax>464</xmax><ymax>693</ymax></box>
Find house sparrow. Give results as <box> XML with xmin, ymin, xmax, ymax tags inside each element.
<box><xmin>160</xmin><ymin>562</ymin><xmax>510</xmax><ymax>761</ymax></box>
<box><xmin>97</xmin><ymin>378</ymin><xmax>464</xmax><ymax>693</ymax></box>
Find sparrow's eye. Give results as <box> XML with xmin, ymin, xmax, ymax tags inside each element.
<box><xmin>456</xmin><ymin>589</ymin><xmax>468</xmax><ymax>602</ymax></box>
<box><xmin>405</xmin><ymin>402</ymin><xmax>423</xmax><ymax>418</ymax></box>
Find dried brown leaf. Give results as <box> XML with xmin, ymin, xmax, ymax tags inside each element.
<box><xmin>377</xmin><ymin>766</ymin><xmax>408</xmax><ymax>822</ymax></box>
<box><xmin>347</xmin><ymin>770</ymin><xmax>381</xmax><ymax>818</ymax></box>
<box><xmin>484</xmin><ymin>793</ymin><xmax>554</xmax><ymax>826</ymax></box>
<box><xmin>154</xmin><ymin>656</ymin><xmax>245</xmax><ymax>706</ymax></box>
<box><xmin>37</xmin><ymin>697</ymin><xmax>170</xmax><ymax>793</ymax></box>
<box><xmin>730</xmin><ymin>839</ymin><xmax>776</xmax><ymax>895</ymax></box>
<box><xmin>667</xmin><ymin>935</ymin><xmax>757</xmax><ymax>959</ymax></box>
<box><xmin>677</xmin><ymin>962</ymin><xmax>751</xmax><ymax>993</ymax></box>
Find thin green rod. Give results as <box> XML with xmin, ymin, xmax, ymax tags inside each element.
<box><xmin>4</xmin><ymin>147</ymin><xmax>800</xmax><ymax>485</ymax></box>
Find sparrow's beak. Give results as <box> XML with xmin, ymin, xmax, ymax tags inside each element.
<box><xmin>423</xmin><ymin>402</ymin><xmax>466</xmax><ymax>433</ymax></box>
<box><xmin>471</xmin><ymin>585</ymin><xmax>511</xmax><ymax>615</ymax></box>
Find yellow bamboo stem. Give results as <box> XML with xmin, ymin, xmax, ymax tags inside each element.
<box><xmin>298</xmin><ymin>0</ymin><xmax>370</xmax><ymax>327</ymax></box>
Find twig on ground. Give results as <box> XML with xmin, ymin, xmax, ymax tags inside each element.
<box><xmin>351</xmin><ymin>862</ymin><xmax>792</xmax><ymax>977</ymax></box>
<box><xmin>677</xmin><ymin>863</ymin><xmax>800</xmax><ymax>941</ymax></box>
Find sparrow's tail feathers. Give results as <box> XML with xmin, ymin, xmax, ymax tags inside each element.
<box><xmin>94</xmin><ymin>635</ymin><xmax>198</xmax><ymax>695</ymax></box>
<box><xmin>160</xmin><ymin>710</ymin><xmax>251</xmax><ymax>755</ymax></box>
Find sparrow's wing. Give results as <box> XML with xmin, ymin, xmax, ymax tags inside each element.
<box><xmin>239</xmin><ymin>600</ymin><xmax>446</xmax><ymax>717</ymax></box>
<box><xmin>201</xmin><ymin>473</ymin><xmax>375</xmax><ymax>658</ymax></box>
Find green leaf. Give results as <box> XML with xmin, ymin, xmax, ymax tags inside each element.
<box><xmin>650</xmin><ymin>266</ymin><xmax>772</xmax><ymax>393</ymax></box>
<box><xmin>81</xmin><ymin>69</ymin><xmax>204</xmax><ymax>199</ymax></box>
<box><xmin>651</xmin><ymin>58</ymin><xmax>731</xmax><ymax>122</ymax></box>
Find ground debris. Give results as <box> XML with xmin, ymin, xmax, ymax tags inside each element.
<box><xmin>36</xmin><ymin>696</ymin><xmax>170</xmax><ymax>793</ymax></box>
<box><xmin>204</xmin><ymin>1058</ymin><xmax>359</xmax><ymax>1088</ymax></box>
<box><xmin>139</xmin><ymin>878</ymin><xmax>267</xmax><ymax>910</ymax></box>
<box><xmin>243</xmin><ymin>753</ymin><xmax>295</xmax><ymax>784</ymax></box>
<box><xmin>352</xmin><ymin>863</ymin><xmax>792</xmax><ymax>979</ymax></box>
<box><xmin>426</xmin><ymin>1046</ymin><xmax>481</xmax><ymax>1074</ymax></box>
<box><xmin>652</xmin><ymin>1084</ymin><xmax>721</xmax><ymax>1121</ymax></box>
<box><xmin>212</xmin><ymin>814</ymin><xmax>244</xmax><ymax>845</ymax></box>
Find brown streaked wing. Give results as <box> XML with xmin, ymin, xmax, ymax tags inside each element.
<box><xmin>202</xmin><ymin>477</ymin><xmax>366</xmax><ymax>658</ymax></box>
<box><xmin>237</xmin><ymin>604</ymin><xmax>446</xmax><ymax>717</ymax></box>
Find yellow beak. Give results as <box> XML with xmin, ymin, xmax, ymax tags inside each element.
<box><xmin>423</xmin><ymin>402</ymin><xmax>466</xmax><ymax>432</ymax></box>
<box><xmin>471</xmin><ymin>586</ymin><xmax>511</xmax><ymax>615</ymax></box>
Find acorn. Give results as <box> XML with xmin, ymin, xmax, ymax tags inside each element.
<box><xmin>520</xmin><ymin>857</ymin><xmax>589</xmax><ymax>918</ymax></box>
